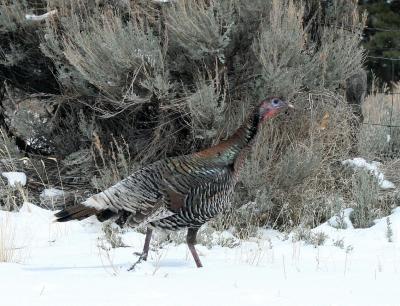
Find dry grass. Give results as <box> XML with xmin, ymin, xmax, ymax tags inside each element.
<box><xmin>363</xmin><ymin>82</ymin><xmax>400</xmax><ymax>125</ymax></box>
<box><xmin>382</xmin><ymin>158</ymin><xmax>400</xmax><ymax>187</ymax></box>
<box><xmin>0</xmin><ymin>215</ymin><xmax>18</xmax><ymax>262</ymax></box>
<box><xmin>359</xmin><ymin>82</ymin><xmax>400</xmax><ymax>158</ymax></box>
<box><xmin>0</xmin><ymin>129</ymin><xmax>30</xmax><ymax>210</ymax></box>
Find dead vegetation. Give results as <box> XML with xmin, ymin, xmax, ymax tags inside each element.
<box><xmin>3</xmin><ymin>0</ymin><xmax>396</xmax><ymax>238</ymax></box>
<box><xmin>359</xmin><ymin>81</ymin><xmax>400</xmax><ymax>159</ymax></box>
<box><xmin>0</xmin><ymin>215</ymin><xmax>18</xmax><ymax>262</ymax></box>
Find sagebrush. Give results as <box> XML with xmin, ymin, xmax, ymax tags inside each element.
<box><xmin>0</xmin><ymin>0</ymin><xmax>367</xmax><ymax>232</ymax></box>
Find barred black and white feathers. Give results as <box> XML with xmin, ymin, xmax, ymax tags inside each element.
<box><xmin>55</xmin><ymin>156</ymin><xmax>235</xmax><ymax>229</ymax></box>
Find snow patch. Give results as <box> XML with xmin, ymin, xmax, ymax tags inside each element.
<box><xmin>25</xmin><ymin>9</ymin><xmax>57</xmax><ymax>21</ymax></box>
<box><xmin>1</xmin><ymin>172</ymin><xmax>27</xmax><ymax>187</ymax></box>
<box><xmin>40</xmin><ymin>188</ymin><xmax>64</xmax><ymax>198</ymax></box>
<box><xmin>342</xmin><ymin>157</ymin><xmax>395</xmax><ymax>189</ymax></box>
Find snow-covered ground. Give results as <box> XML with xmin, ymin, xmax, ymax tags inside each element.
<box><xmin>342</xmin><ymin>158</ymin><xmax>395</xmax><ymax>189</ymax></box>
<box><xmin>1</xmin><ymin>203</ymin><xmax>400</xmax><ymax>306</ymax></box>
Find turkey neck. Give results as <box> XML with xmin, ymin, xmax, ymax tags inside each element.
<box><xmin>195</xmin><ymin>109</ymin><xmax>261</xmax><ymax>165</ymax></box>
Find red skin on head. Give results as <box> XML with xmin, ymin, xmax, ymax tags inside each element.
<box><xmin>262</xmin><ymin>108</ymin><xmax>280</xmax><ymax>121</ymax></box>
<box><xmin>259</xmin><ymin>97</ymin><xmax>285</xmax><ymax>123</ymax></box>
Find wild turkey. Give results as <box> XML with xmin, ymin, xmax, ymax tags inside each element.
<box><xmin>55</xmin><ymin>97</ymin><xmax>293</xmax><ymax>268</ymax></box>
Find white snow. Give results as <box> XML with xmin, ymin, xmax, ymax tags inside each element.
<box><xmin>1</xmin><ymin>171</ymin><xmax>27</xmax><ymax>187</ymax></box>
<box><xmin>1</xmin><ymin>203</ymin><xmax>400</xmax><ymax>306</ymax></box>
<box><xmin>25</xmin><ymin>9</ymin><xmax>57</xmax><ymax>21</ymax></box>
<box><xmin>40</xmin><ymin>188</ymin><xmax>64</xmax><ymax>198</ymax></box>
<box><xmin>342</xmin><ymin>157</ymin><xmax>395</xmax><ymax>189</ymax></box>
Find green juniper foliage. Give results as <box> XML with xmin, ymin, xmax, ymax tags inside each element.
<box><xmin>359</xmin><ymin>0</ymin><xmax>400</xmax><ymax>83</ymax></box>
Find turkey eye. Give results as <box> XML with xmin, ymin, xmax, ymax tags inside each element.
<box><xmin>272</xmin><ymin>99</ymin><xmax>279</xmax><ymax>106</ymax></box>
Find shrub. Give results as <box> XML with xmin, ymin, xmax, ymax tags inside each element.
<box><xmin>349</xmin><ymin>169</ymin><xmax>394</xmax><ymax>228</ymax></box>
<box><xmin>292</xmin><ymin>227</ymin><xmax>328</xmax><ymax>247</ymax></box>
<box><xmin>0</xmin><ymin>0</ymin><xmax>365</xmax><ymax>233</ymax></box>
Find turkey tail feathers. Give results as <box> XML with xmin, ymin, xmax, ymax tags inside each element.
<box><xmin>54</xmin><ymin>204</ymin><xmax>99</xmax><ymax>222</ymax></box>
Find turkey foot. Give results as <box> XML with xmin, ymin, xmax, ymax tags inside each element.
<box><xmin>128</xmin><ymin>228</ymin><xmax>153</xmax><ymax>271</ymax></box>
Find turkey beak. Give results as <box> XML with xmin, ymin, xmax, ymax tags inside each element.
<box><xmin>287</xmin><ymin>103</ymin><xmax>294</xmax><ymax>109</ymax></box>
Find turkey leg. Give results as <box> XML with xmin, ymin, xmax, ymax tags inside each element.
<box><xmin>187</xmin><ymin>228</ymin><xmax>203</xmax><ymax>268</ymax></box>
<box><xmin>128</xmin><ymin>227</ymin><xmax>153</xmax><ymax>271</ymax></box>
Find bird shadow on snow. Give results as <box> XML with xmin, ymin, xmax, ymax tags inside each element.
<box><xmin>153</xmin><ymin>258</ymin><xmax>192</xmax><ymax>268</ymax></box>
<box><xmin>21</xmin><ymin>262</ymin><xmax>132</xmax><ymax>272</ymax></box>
<box><xmin>21</xmin><ymin>258</ymin><xmax>193</xmax><ymax>273</ymax></box>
